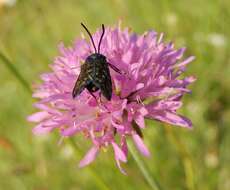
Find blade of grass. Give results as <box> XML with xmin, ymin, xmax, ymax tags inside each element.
<box><xmin>127</xmin><ymin>141</ymin><xmax>162</xmax><ymax>190</ymax></box>
<box><xmin>0</xmin><ymin>51</ymin><xmax>32</xmax><ymax>94</ymax></box>
<box><xmin>69</xmin><ymin>138</ymin><xmax>111</xmax><ymax>190</ymax></box>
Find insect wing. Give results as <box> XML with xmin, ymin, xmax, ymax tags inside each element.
<box><xmin>93</xmin><ymin>62</ymin><xmax>112</xmax><ymax>100</ymax></box>
<box><xmin>72</xmin><ymin>63</ymin><xmax>90</xmax><ymax>98</ymax></box>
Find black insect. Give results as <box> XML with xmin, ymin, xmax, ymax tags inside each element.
<box><xmin>72</xmin><ymin>23</ymin><xmax>122</xmax><ymax>101</ymax></box>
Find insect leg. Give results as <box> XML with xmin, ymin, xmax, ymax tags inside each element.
<box><xmin>99</xmin><ymin>91</ymin><xmax>102</xmax><ymax>104</ymax></box>
<box><xmin>107</xmin><ymin>62</ymin><xmax>125</xmax><ymax>75</ymax></box>
<box><xmin>98</xmin><ymin>92</ymin><xmax>106</xmax><ymax>104</ymax></box>
<box><xmin>87</xmin><ymin>90</ymin><xmax>97</xmax><ymax>100</ymax></box>
<box><xmin>87</xmin><ymin>89</ymin><xmax>103</xmax><ymax>106</ymax></box>
<box><xmin>98</xmin><ymin>91</ymin><xmax>111</xmax><ymax>111</ymax></box>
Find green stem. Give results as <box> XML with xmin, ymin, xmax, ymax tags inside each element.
<box><xmin>127</xmin><ymin>141</ymin><xmax>162</xmax><ymax>190</ymax></box>
<box><xmin>0</xmin><ymin>51</ymin><xmax>32</xmax><ymax>94</ymax></box>
<box><xmin>69</xmin><ymin>138</ymin><xmax>111</xmax><ymax>190</ymax></box>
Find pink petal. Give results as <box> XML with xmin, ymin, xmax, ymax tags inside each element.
<box><xmin>32</xmin><ymin>124</ymin><xmax>54</xmax><ymax>135</ymax></box>
<box><xmin>132</xmin><ymin>134</ymin><xmax>151</xmax><ymax>157</ymax></box>
<box><xmin>27</xmin><ymin>111</ymin><xmax>50</xmax><ymax>122</ymax></box>
<box><xmin>122</xmin><ymin>49</ymin><xmax>133</xmax><ymax>64</ymax></box>
<box><xmin>121</xmin><ymin>136</ymin><xmax>128</xmax><ymax>157</ymax></box>
<box><xmin>34</xmin><ymin>103</ymin><xmax>61</xmax><ymax>115</ymax></box>
<box><xmin>136</xmin><ymin>83</ymin><xmax>145</xmax><ymax>91</ymax></box>
<box><xmin>112</xmin><ymin>142</ymin><xmax>127</xmax><ymax>162</ymax></box>
<box><xmin>139</xmin><ymin>107</ymin><xmax>148</xmax><ymax>116</ymax></box>
<box><xmin>61</xmin><ymin>126</ymin><xmax>81</xmax><ymax>136</ymax></box>
<box><xmin>78</xmin><ymin>146</ymin><xmax>99</xmax><ymax>168</ymax></box>
<box><xmin>175</xmin><ymin>56</ymin><xmax>195</xmax><ymax>68</ymax></box>
<box><xmin>185</xmin><ymin>76</ymin><xmax>197</xmax><ymax>83</ymax></box>
<box><xmin>40</xmin><ymin>93</ymin><xmax>70</xmax><ymax>103</ymax></box>
<box><xmin>115</xmin><ymin>159</ymin><xmax>127</xmax><ymax>175</ymax></box>
<box><xmin>111</xmin><ymin>118</ymin><xmax>124</xmax><ymax>130</ymax></box>
<box><xmin>41</xmin><ymin>120</ymin><xmax>60</xmax><ymax>127</ymax></box>
<box><xmin>147</xmin><ymin>110</ymin><xmax>192</xmax><ymax>128</ymax></box>
<box><xmin>157</xmin><ymin>75</ymin><xmax>167</xmax><ymax>85</ymax></box>
<box><xmin>134</xmin><ymin>114</ymin><xmax>145</xmax><ymax>128</ymax></box>
<box><xmin>32</xmin><ymin>91</ymin><xmax>50</xmax><ymax>98</ymax></box>
<box><xmin>148</xmin><ymin>100</ymin><xmax>182</xmax><ymax>111</ymax></box>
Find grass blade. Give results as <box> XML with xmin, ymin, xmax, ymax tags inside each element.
<box><xmin>0</xmin><ymin>51</ymin><xmax>32</xmax><ymax>94</ymax></box>
<box><xmin>128</xmin><ymin>141</ymin><xmax>162</xmax><ymax>190</ymax></box>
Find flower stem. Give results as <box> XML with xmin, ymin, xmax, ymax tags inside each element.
<box><xmin>69</xmin><ymin>138</ymin><xmax>111</xmax><ymax>190</ymax></box>
<box><xmin>127</xmin><ymin>141</ymin><xmax>162</xmax><ymax>190</ymax></box>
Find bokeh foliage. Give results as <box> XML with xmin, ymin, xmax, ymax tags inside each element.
<box><xmin>0</xmin><ymin>0</ymin><xmax>229</xmax><ymax>189</ymax></box>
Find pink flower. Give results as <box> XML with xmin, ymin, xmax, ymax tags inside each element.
<box><xmin>28</xmin><ymin>23</ymin><xmax>195</xmax><ymax>173</ymax></box>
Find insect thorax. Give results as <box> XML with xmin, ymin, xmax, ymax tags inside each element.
<box><xmin>86</xmin><ymin>53</ymin><xmax>107</xmax><ymax>64</ymax></box>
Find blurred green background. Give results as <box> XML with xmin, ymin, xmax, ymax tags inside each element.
<box><xmin>0</xmin><ymin>0</ymin><xmax>229</xmax><ymax>189</ymax></box>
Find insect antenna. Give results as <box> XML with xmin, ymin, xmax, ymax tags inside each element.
<box><xmin>98</xmin><ymin>24</ymin><xmax>105</xmax><ymax>54</ymax></box>
<box><xmin>81</xmin><ymin>23</ymin><xmax>97</xmax><ymax>53</ymax></box>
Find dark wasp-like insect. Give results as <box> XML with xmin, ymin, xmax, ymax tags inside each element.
<box><xmin>72</xmin><ymin>23</ymin><xmax>122</xmax><ymax>101</ymax></box>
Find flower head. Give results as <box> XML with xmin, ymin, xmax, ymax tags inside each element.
<box><xmin>28</xmin><ymin>23</ymin><xmax>195</xmax><ymax>173</ymax></box>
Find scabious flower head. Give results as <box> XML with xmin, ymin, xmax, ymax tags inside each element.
<box><xmin>28</xmin><ymin>23</ymin><xmax>195</xmax><ymax>174</ymax></box>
